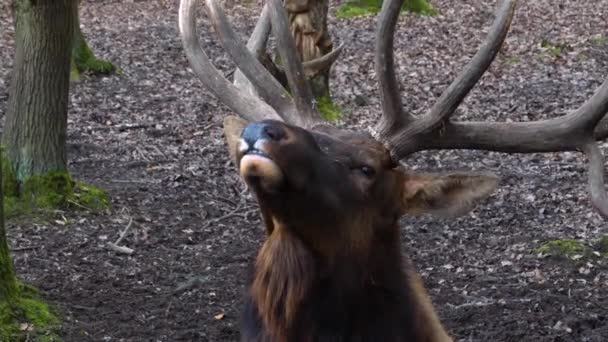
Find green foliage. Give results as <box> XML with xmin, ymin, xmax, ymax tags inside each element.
<box><xmin>536</xmin><ymin>239</ymin><xmax>586</xmax><ymax>259</ymax></box>
<box><xmin>0</xmin><ymin>282</ymin><xmax>60</xmax><ymax>342</ymax></box>
<box><xmin>336</xmin><ymin>0</ymin><xmax>437</xmax><ymax>19</ymax></box>
<box><xmin>316</xmin><ymin>96</ymin><xmax>342</xmax><ymax>121</ymax></box>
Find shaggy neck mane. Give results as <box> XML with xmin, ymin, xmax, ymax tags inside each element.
<box><xmin>250</xmin><ymin>216</ymin><xmax>408</xmax><ymax>341</ymax></box>
<box><xmin>250</xmin><ymin>224</ymin><xmax>316</xmax><ymax>341</ymax></box>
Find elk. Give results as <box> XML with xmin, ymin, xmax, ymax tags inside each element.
<box><xmin>179</xmin><ymin>0</ymin><xmax>608</xmax><ymax>340</ymax></box>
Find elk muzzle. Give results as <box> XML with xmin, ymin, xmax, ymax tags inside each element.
<box><xmin>238</xmin><ymin>121</ymin><xmax>286</xmax><ymax>192</ymax></box>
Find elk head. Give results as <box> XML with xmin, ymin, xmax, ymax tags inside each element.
<box><xmin>179</xmin><ymin>0</ymin><xmax>608</xmax><ymax>340</ymax></box>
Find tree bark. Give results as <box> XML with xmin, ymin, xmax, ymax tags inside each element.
<box><xmin>3</xmin><ymin>0</ymin><xmax>76</xmax><ymax>183</ymax></box>
<box><xmin>284</xmin><ymin>0</ymin><xmax>333</xmax><ymax>98</ymax></box>
<box><xmin>71</xmin><ymin>0</ymin><xmax>115</xmax><ymax>77</ymax></box>
<box><xmin>0</xmin><ymin>154</ymin><xmax>18</xmax><ymax>306</ymax></box>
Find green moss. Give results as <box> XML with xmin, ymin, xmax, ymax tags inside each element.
<box><xmin>0</xmin><ymin>282</ymin><xmax>60</xmax><ymax>342</ymax></box>
<box><xmin>403</xmin><ymin>0</ymin><xmax>437</xmax><ymax>15</ymax></box>
<box><xmin>596</xmin><ymin>235</ymin><xmax>608</xmax><ymax>254</ymax></box>
<box><xmin>540</xmin><ymin>38</ymin><xmax>570</xmax><ymax>58</ymax></box>
<box><xmin>336</xmin><ymin>0</ymin><xmax>436</xmax><ymax>19</ymax></box>
<box><xmin>1</xmin><ymin>150</ymin><xmax>18</xmax><ymax>198</ymax></box>
<box><xmin>590</xmin><ymin>34</ymin><xmax>607</xmax><ymax>47</ymax></box>
<box><xmin>2</xmin><ymin>168</ymin><xmax>109</xmax><ymax>217</ymax></box>
<box><xmin>316</xmin><ymin>96</ymin><xmax>342</xmax><ymax>121</ymax></box>
<box><xmin>536</xmin><ymin>239</ymin><xmax>587</xmax><ymax>259</ymax></box>
<box><xmin>21</xmin><ymin>172</ymin><xmax>73</xmax><ymax>209</ymax></box>
<box><xmin>72</xmin><ymin>182</ymin><xmax>109</xmax><ymax>211</ymax></box>
<box><xmin>336</xmin><ymin>2</ymin><xmax>377</xmax><ymax>18</ymax></box>
<box><xmin>72</xmin><ymin>33</ymin><xmax>116</xmax><ymax>78</ymax></box>
<box><xmin>505</xmin><ymin>56</ymin><xmax>521</xmax><ymax>65</ymax></box>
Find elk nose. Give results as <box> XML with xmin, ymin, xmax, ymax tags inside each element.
<box><xmin>241</xmin><ymin>121</ymin><xmax>286</xmax><ymax>146</ymax></box>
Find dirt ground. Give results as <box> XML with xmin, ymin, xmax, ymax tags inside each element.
<box><xmin>1</xmin><ymin>0</ymin><xmax>608</xmax><ymax>341</ymax></box>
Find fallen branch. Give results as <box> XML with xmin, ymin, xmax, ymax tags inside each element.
<box><xmin>106</xmin><ymin>218</ymin><xmax>134</xmax><ymax>255</ymax></box>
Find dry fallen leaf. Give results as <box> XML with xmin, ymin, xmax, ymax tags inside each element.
<box><xmin>214</xmin><ymin>313</ymin><xmax>225</xmax><ymax>320</ymax></box>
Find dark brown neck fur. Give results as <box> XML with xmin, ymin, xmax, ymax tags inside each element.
<box><xmin>250</xmin><ymin>224</ymin><xmax>315</xmax><ymax>342</ymax></box>
<box><xmin>245</xmin><ymin>219</ymin><xmax>432</xmax><ymax>342</ymax></box>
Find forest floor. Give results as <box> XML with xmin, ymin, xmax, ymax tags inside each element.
<box><xmin>1</xmin><ymin>0</ymin><xmax>608</xmax><ymax>341</ymax></box>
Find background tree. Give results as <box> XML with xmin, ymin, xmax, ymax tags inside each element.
<box><xmin>284</xmin><ymin>0</ymin><xmax>333</xmax><ymax>99</ymax></box>
<box><xmin>0</xmin><ymin>157</ymin><xmax>19</xmax><ymax>336</ymax></box>
<box><xmin>3</xmin><ymin>0</ymin><xmax>107</xmax><ymax>213</ymax></box>
<box><xmin>3</xmin><ymin>0</ymin><xmax>76</xmax><ymax>188</ymax></box>
<box><xmin>0</xmin><ymin>154</ymin><xmax>58</xmax><ymax>339</ymax></box>
<box><xmin>71</xmin><ymin>0</ymin><xmax>116</xmax><ymax>79</ymax></box>
<box><xmin>250</xmin><ymin>0</ymin><xmax>435</xmax><ymax>120</ymax></box>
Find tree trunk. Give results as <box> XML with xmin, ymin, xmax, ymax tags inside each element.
<box><xmin>284</xmin><ymin>0</ymin><xmax>333</xmax><ymax>99</ymax></box>
<box><xmin>71</xmin><ymin>0</ymin><xmax>115</xmax><ymax>77</ymax></box>
<box><xmin>3</xmin><ymin>0</ymin><xmax>76</xmax><ymax>184</ymax></box>
<box><xmin>0</xmin><ymin>155</ymin><xmax>18</xmax><ymax>308</ymax></box>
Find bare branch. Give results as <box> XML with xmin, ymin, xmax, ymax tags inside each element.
<box><xmin>582</xmin><ymin>143</ymin><xmax>608</xmax><ymax>218</ymax></box>
<box><xmin>268</xmin><ymin>0</ymin><xmax>321</xmax><ymax>128</ymax></box>
<box><xmin>374</xmin><ymin>0</ymin><xmax>411</xmax><ymax>137</ymax></box>
<box><xmin>234</xmin><ymin>3</ymin><xmax>271</xmax><ymax>95</ymax></box>
<box><xmin>206</xmin><ymin>0</ymin><xmax>298</xmax><ymax>121</ymax></box>
<box><xmin>178</xmin><ymin>0</ymin><xmax>281</xmax><ymax>122</ymax></box>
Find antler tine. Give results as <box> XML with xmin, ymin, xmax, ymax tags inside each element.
<box><xmin>268</xmin><ymin>0</ymin><xmax>322</xmax><ymax>128</ymax></box>
<box><xmin>583</xmin><ymin>143</ymin><xmax>608</xmax><ymax>217</ymax></box>
<box><xmin>424</xmin><ymin>0</ymin><xmax>516</xmax><ymax>123</ymax></box>
<box><xmin>596</xmin><ymin>116</ymin><xmax>608</xmax><ymax>140</ymax></box>
<box><xmin>179</xmin><ymin>0</ymin><xmax>281</xmax><ymax>122</ymax></box>
<box><xmin>233</xmin><ymin>4</ymin><xmax>272</xmax><ymax>96</ymax></box>
<box><xmin>302</xmin><ymin>44</ymin><xmax>344</xmax><ymax>77</ymax></box>
<box><xmin>374</xmin><ymin>0</ymin><xmax>608</xmax><ymax>218</ymax></box>
<box><xmin>205</xmin><ymin>0</ymin><xmax>307</xmax><ymax>124</ymax></box>
<box><xmin>375</xmin><ymin>0</ymin><xmax>517</xmax><ymax>152</ymax></box>
<box><xmin>374</xmin><ymin>0</ymin><xmax>412</xmax><ymax>138</ymax></box>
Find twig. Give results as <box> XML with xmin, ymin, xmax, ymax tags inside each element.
<box><xmin>67</xmin><ymin>199</ymin><xmax>93</xmax><ymax>211</ymax></box>
<box><xmin>171</xmin><ymin>275</ymin><xmax>209</xmax><ymax>296</ymax></box>
<box><xmin>106</xmin><ymin>218</ymin><xmax>135</xmax><ymax>255</ymax></box>
<box><xmin>96</xmin><ymin>123</ymin><xmax>156</xmax><ymax>131</ymax></box>
<box><xmin>447</xmin><ymin>297</ymin><xmax>532</xmax><ymax>310</ymax></box>
<box><xmin>201</xmin><ymin>204</ymin><xmax>249</xmax><ymax>230</ymax></box>
<box><xmin>110</xmin><ymin>179</ymin><xmax>161</xmax><ymax>184</ymax></box>
<box><xmin>106</xmin><ymin>243</ymin><xmax>134</xmax><ymax>255</ymax></box>
<box><xmin>115</xmin><ymin>218</ymin><xmax>133</xmax><ymax>246</ymax></box>
<box><xmin>11</xmin><ymin>245</ymin><xmax>39</xmax><ymax>252</ymax></box>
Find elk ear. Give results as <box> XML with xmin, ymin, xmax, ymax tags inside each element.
<box><xmin>401</xmin><ymin>172</ymin><xmax>498</xmax><ymax>217</ymax></box>
<box><xmin>223</xmin><ymin>115</ymin><xmax>248</xmax><ymax>165</ymax></box>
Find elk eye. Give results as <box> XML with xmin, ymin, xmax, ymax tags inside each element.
<box><xmin>358</xmin><ymin>165</ymin><xmax>376</xmax><ymax>178</ymax></box>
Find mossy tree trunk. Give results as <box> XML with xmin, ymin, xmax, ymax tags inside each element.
<box><xmin>284</xmin><ymin>0</ymin><xmax>333</xmax><ymax>99</ymax></box>
<box><xmin>71</xmin><ymin>0</ymin><xmax>115</xmax><ymax>78</ymax></box>
<box><xmin>3</xmin><ymin>0</ymin><xmax>76</xmax><ymax>188</ymax></box>
<box><xmin>0</xmin><ymin>157</ymin><xmax>18</xmax><ymax>313</ymax></box>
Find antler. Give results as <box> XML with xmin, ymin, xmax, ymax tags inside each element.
<box><xmin>178</xmin><ymin>0</ymin><xmax>323</xmax><ymax>127</ymax></box>
<box><xmin>374</xmin><ymin>0</ymin><xmax>608</xmax><ymax>218</ymax></box>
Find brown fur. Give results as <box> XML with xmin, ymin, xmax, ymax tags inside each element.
<box><xmin>224</xmin><ymin>119</ymin><xmax>497</xmax><ymax>341</ymax></box>
<box><xmin>250</xmin><ymin>219</ymin><xmax>315</xmax><ymax>342</ymax></box>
